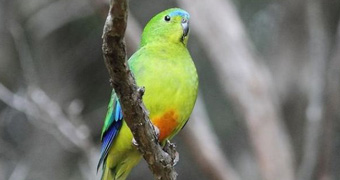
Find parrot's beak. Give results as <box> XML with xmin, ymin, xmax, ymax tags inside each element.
<box><xmin>181</xmin><ymin>18</ymin><xmax>189</xmax><ymax>40</ymax></box>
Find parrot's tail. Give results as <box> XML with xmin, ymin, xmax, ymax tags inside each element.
<box><xmin>101</xmin><ymin>165</ymin><xmax>128</xmax><ymax>180</ymax></box>
<box><xmin>101</xmin><ymin>152</ymin><xmax>142</xmax><ymax>180</ymax></box>
<box><xmin>100</xmin><ymin>164</ymin><xmax>113</xmax><ymax>180</ymax></box>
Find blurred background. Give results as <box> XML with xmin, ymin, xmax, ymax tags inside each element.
<box><xmin>0</xmin><ymin>0</ymin><xmax>339</xmax><ymax>180</ymax></box>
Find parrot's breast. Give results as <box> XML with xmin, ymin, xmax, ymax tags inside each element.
<box><xmin>151</xmin><ymin>109</ymin><xmax>179</xmax><ymax>141</ymax></box>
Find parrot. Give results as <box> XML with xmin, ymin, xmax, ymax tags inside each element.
<box><xmin>98</xmin><ymin>8</ymin><xmax>198</xmax><ymax>180</ymax></box>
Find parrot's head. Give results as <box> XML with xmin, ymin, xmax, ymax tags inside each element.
<box><xmin>140</xmin><ymin>8</ymin><xmax>190</xmax><ymax>47</ymax></box>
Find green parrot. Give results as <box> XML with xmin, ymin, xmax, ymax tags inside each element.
<box><xmin>98</xmin><ymin>8</ymin><xmax>198</xmax><ymax>180</ymax></box>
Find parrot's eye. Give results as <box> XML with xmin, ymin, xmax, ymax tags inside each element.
<box><xmin>164</xmin><ymin>15</ymin><xmax>171</xmax><ymax>22</ymax></box>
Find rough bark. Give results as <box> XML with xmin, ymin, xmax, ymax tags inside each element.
<box><xmin>101</xmin><ymin>0</ymin><xmax>177</xmax><ymax>179</ymax></box>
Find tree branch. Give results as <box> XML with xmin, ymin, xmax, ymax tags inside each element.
<box><xmin>297</xmin><ymin>0</ymin><xmax>329</xmax><ymax>179</ymax></box>
<box><xmin>6</xmin><ymin>7</ymin><xmax>99</xmax><ymax>180</ymax></box>
<box><xmin>0</xmin><ymin>84</ymin><xmax>98</xmax><ymax>180</ymax></box>
<box><xmin>316</xmin><ymin>19</ymin><xmax>340</xmax><ymax>180</ymax></box>
<box><xmin>102</xmin><ymin>0</ymin><xmax>177</xmax><ymax>179</ymax></box>
<box><xmin>26</xmin><ymin>0</ymin><xmax>93</xmax><ymax>40</ymax></box>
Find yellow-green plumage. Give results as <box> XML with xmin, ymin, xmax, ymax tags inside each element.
<box><xmin>100</xmin><ymin>8</ymin><xmax>198</xmax><ymax>180</ymax></box>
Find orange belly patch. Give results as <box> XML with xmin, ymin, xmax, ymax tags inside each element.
<box><xmin>152</xmin><ymin>109</ymin><xmax>179</xmax><ymax>141</ymax></box>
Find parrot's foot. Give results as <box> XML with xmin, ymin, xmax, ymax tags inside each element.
<box><xmin>137</xmin><ymin>86</ymin><xmax>145</xmax><ymax>97</ymax></box>
<box><xmin>132</xmin><ymin>124</ymin><xmax>160</xmax><ymax>147</ymax></box>
<box><xmin>163</xmin><ymin>140</ymin><xmax>179</xmax><ymax>166</ymax></box>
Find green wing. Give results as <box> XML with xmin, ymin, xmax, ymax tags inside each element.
<box><xmin>97</xmin><ymin>90</ymin><xmax>123</xmax><ymax>171</ymax></box>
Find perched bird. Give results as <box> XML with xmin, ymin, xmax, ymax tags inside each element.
<box><xmin>99</xmin><ymin>8</ymin><xmax>198</xmax><ymax>180</ymax></box>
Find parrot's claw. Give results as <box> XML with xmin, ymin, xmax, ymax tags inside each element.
<box><xmin>132</xmin><ymin>124</ymin><xmax>159</xmax><ymax>147</ymax></box>
<box><xmin>132</xmin><ymin>138</ymin><xmax>138</xmax><ymax>147</ymax></box>
<box><xmin>137</xmin><ymin>87</ymin><xmax>145</xmax><ymax>97</ymax></box>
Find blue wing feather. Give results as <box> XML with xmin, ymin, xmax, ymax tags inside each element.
<box><xmin>97</xmin><ymin>93</ymin><xmax>123</xmax><ymax>171</ymax></box>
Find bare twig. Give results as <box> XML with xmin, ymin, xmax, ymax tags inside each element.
<box><xmin>7</xmin><ymin>16</ymin><xmax>93</xmax><ymax>152</ymax></box>
<box><xmin>102</xmin><ymin>0</ymin><xmax>177</xmax><ymax>179</ymax></box>
<box><xmin>8</xmin><ymin>20</ymin><xmax>38</xmax><ymax>85</ymax></box>
<box><xmin>8</xmin><ymin>159</ymin><xmax>29</xmax><ymax>180</ymax></box>
<box><xmin>25</xmin><ymin>0</ymin><xmax>93</xmax><ymax>40</ymax></box>
<box><xmin>178</xmin><ymin>1</ymin><xmax>294</xmax><ymax>180</ymax></box>
<box><xmin>183</xmin><ymin>95</ymin><xmax>241</xmax><ymax>180</ymax></box>
<box><xmin>0</xmin><ymin>85</ymin><xmax>92</xmax><ymax>149</ymax></box>
<box><xmin>6</xmin><ymin>9</ymin><xmax>98</xmax><ymax>174</ymax></box>
<box><xmin>0</xmin><ymin>84</ymin><xmax>98</xmax><ymax>180</ymax></box>
<box><xmin>297</xmin><ymin>0</ymin><xmax>329</xmax><ymax>179</ymax></box>
<box><xmin>7</xmin><ymin>6</ymin><xmax>100</xmax><ymax>178</ymax></box>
